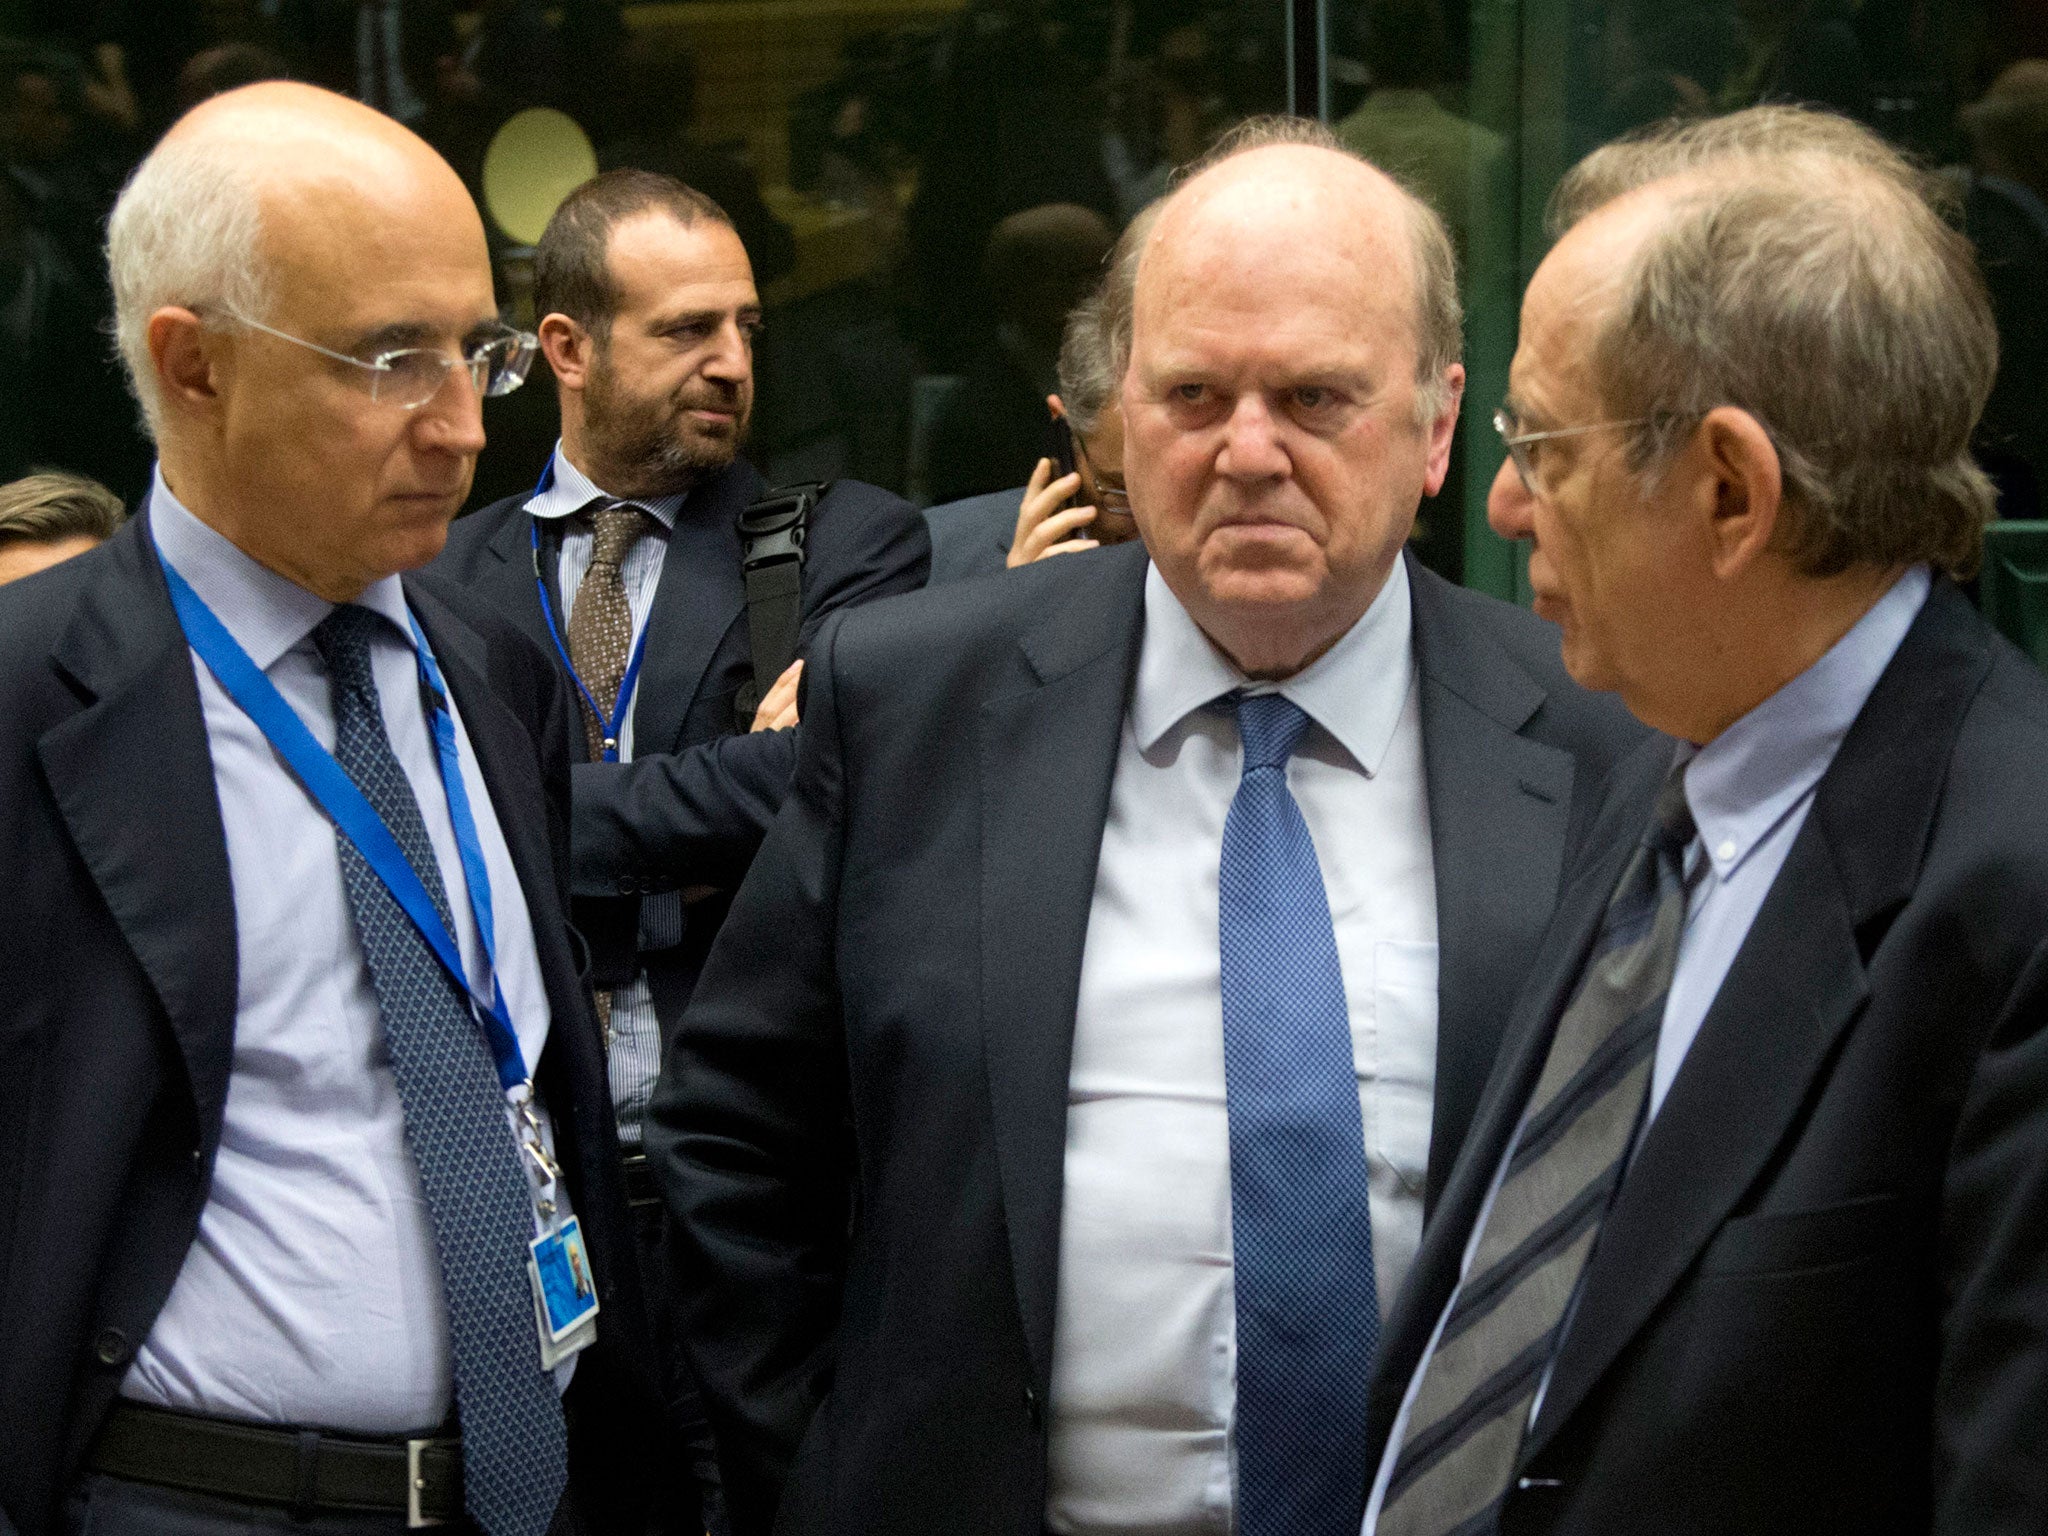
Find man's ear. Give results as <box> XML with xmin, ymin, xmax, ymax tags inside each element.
<box><xmin>1047</xmin><ymin>393</ymin><xmax>1067</xmax><ymax>424</ymax></box>
<box><xmin>537</xmin><ymin>312</ymin><xmax>593</xmax><ymax>391</ymax></box>
<box><xmin>147</xmin><ymin>306</ymin><xmax>219</xmax><ymax>417</ymax></box>
<box><xmin>1421</xmin><ymin>364</ymin><xmax>1466</xmax><ymax>498</ymax></box>
<box><xmin>1697</xmin><ymin>405</ymin><xmax>1784</xmax><ymax>580</ymax></box>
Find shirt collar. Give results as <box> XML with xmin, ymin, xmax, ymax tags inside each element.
<box><xmin>1131</xmin><ymin>553</ymin><xmax>1416</xmax><ymax>776</ymax></box>
<box><xmin>148</xmin><ymin>469</ymin><xmax>415</xmax><ymax>670</ymax></box>
<box><xmin>1683</xmin><ymin>564</ymin><xmax>1931</xmax><ymax>876</ymax></box>
<box><xmin>524</xmin><ymin>443</ymin><xmax>684</xmax><ymax>531</ymax></box>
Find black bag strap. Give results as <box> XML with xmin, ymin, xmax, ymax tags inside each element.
<box><xmin>734</xmin><ymin>481</ymin><xmax>825</xmax><ymax>724</ymax></box>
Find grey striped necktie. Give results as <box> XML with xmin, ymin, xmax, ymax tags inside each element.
<box><xmin>1378</xmin><ymin>763</ymin><xmax>1698</xmax><ymax>1536</ymax></box>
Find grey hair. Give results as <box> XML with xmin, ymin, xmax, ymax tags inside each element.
<box><xmin>1547</xmin><ymin>104</ymin><xmax>1958</xmax><ymax>238</ymax></box>
<box><xmin>1104</xmin><ymin>114</ymin><xmax>1463</xmax><ymax>426</ymax></box>
<box><xmin>1593</xmin><ymin>158</ymin><xmax>1997</xmax><ymax>577</ymax></box>
<box><xmin>1054</xmin><ymin>303</ymin><xmax>1115</xmax><ymax>435</ymax></box>
<box><xmin>106</xmin><ymin>130</ymin><xmax>274</xmax><ymax>442</ymax></box>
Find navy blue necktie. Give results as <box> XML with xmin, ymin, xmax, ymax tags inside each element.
<box><xmin>315</xmin><ymin>605</ymin><xmax>569</xmax><ymax>1536</ymax></box>
<box><xmin>1221</xmin><ymin>691</ymin><xmax>1380</xmax><ymax>1536</ymax></box>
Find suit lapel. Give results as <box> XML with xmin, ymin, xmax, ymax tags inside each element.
<box><xmin>407</xmin><ymin>581</ymin><xmax>564</xmax><ymax>950</ymax></box>
<box><xmin>1366</xmin><ymin>814</ymin><xmax>1644</xmax><ymax>1447</ymax></box>
<box><xmin>981</xmin><ymin>544</ymin><xmax>1149</xmax><ymax>1388</ymax></box>
<box><xmin>37</xmin><ymin>516</ymin><xmax>240</xmax><ymax>1148</ymax></box>
<box><xmin>632</xmin><ymin>462</ymin><xmax>758</xmax><ymax>753</ymax></box>
<box><xmin>1408</xmin><ymin>558</ymin><xmax>1578</xmax><ymax>1211</ymax></box>
<box><xmin>475</xmin><ymin>499</ymin><xmax>562</xmax><ymax>658</ymax></box>
<box><xmin>1522</xmin><ymin>581</ymin><xmax>1992</xmax><ymax>1461</ymax></box>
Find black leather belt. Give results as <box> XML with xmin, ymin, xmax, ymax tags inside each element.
<box><xmin>88</xmin><ymin>1400</ymin><xmax>462</xmax><ymax>1526</ymax></box>
<box><xmin>621</xmin><ymin>1151</ymin><xmax>662</xmax><ymax>1210</ymax></box>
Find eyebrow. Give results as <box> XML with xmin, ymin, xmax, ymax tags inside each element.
<box><xmin>347</xmin><ymin>318</ymin><xmax>505</xmax><ymax>355</ymax></box>
<box><xmin>654</xmin><ymin>306</ymin><xmax>763</xmax><ymax>330</ymax></box>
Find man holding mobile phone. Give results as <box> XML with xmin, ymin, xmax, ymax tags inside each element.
<box><xmin>924</xmin><ymin>236</ymin><xmax>1148</xmax><ymax>584</ymax></box>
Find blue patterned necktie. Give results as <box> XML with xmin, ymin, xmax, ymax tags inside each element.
<box><xmin>314</xmin><ymin>605</ymin><xmax>569</xmax><ymax>1536</ymax></box>
<box><xmin>1220</xmin><ymin>691</ymin><xmax>1380</xmax><ymax>1536</ymax></box>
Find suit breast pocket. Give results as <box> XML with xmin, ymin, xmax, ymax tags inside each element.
<box><xmin>1695</xmin><ymin>1193</ymin><xmax>1901</xmax><ymax>1278</ymax></box>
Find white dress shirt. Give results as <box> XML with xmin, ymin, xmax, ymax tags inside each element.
<box><xmin>1361</xmin><ymin>565</ymin><xmax>1931</xmax><ymax>1530</ymax></box>
<box><xmin>527</xmin><ymin>445</ymin><xmax>684</xmax><ymax>1144</ymax></box>
<box><xmin>1048</xmin><ymin>557</ymin><xmax>1439</xmax><ymax>1535</ymax></box>
<box><xmin>125</xmin><ymin>475</ymin><xmax>570</xmax><ymax>1433</ymax></box>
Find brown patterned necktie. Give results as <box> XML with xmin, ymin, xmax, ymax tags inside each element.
<box><xmin>563</xmin><ymin>499</ymin><xmax>656</xmax><ymax>1041</ymax></box>
<box><xmin>564</xmin><ymin>499</ymin><xmax>657</xmax><ymax>764</ymax></box>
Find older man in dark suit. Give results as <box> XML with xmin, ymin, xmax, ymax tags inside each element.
<box><xmin>1362</xmin><ymin>107</ymin><xmax>2048</xmax><ymax>1536</ymax></box>
<box><xmin>652</xmin><ymin>116</ymin><xmax>1646</xmax><ymax>1536</ymax></box>
<box><xmin>0</xmin><ymin>83</ymin><xmax>659</xmax><ymax>1536</ymax></box>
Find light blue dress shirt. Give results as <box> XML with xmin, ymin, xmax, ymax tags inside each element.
<box><xmin>1363</xmin><ymin>564</ymin><xmax>1932</xmax><ymax>1529</ymax></box>
<box><xmin>525</xmin><ymin>445</ymin><xmax>684</xmax><ymax>1145</ymax></box>
<box><xmin>1052</xmin><ymin>557</ymin><xmax>1440</xmax><ymax>1533</ymax></box>
<box><xmin>126</xmin><ymin>474</ymin><xmax>571</xmax><ymax>1433</ymax></box>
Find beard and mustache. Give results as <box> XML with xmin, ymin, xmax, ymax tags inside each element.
<box><xmin>582</xmin><ymin>348</ymin><xmax>752</xmax><ymax>497</ymax></box>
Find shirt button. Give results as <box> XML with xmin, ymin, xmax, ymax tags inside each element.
<box><xmin>92</xmin><ymin>1328</ymin><xmax>132</xmax><ymax>1367</ymax></box>
<box><xmin>1715</xmin><ymin>839</ymin><xmax>1737</xmax><ymax>863</ymax></box>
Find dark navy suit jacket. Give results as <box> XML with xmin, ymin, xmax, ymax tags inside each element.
<box><xmin>650</xmin><ymin>544</ymin><xmax>1649</xmax><ymax>1535</ymax></box>
<box><xmin>0</xmin><ymin>514</ymin><xmax>664</xmax><ymax>1536</ymax></box>
<box><xmin>1365</xmin><ymin>581</ymin><xmax>2048</xmax><ymax>1535</ymax></box>
<box><xmin>923</xmin><ymin>487</ymin><xmax>1021</xmax><ymax>585</ymax></box>
<box><xmin>427</xmin><ymin>458</ymin><xmax>929</xmax><ymax>1040</ymax></box>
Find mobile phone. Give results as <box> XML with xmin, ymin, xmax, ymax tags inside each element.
<box><xmin>1046</xmin><ymin>416</ymin><xmax>1081</xmax><ymax>509</ymax></box>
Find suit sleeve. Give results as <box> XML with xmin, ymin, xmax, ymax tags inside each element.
<box><xmin>1935</xmin><ymin>936</ymin><xmax>2048</xmax><ymax>1531</ymax></box>
<box><xmin>566</xmin><ymin>482</ymin><xmax>929</xmax><ymax>897</ymax></box>
<box><xmin>644</xmin><ymin>610</ymin><xmax>857</xmax><ymax>1536</ymax></box>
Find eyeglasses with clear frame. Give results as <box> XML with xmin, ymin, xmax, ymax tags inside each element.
<box><xmin>212</xmin><ymin>307</ymin><xmax>539</xmax><ymax>409</ymax></box>
<box><xmin>1493</xmin><ymin>405</ymin><xmax>1656</xmax><ymax>495</ymax></box>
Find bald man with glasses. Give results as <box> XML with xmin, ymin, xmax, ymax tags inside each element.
<box><xmin>0</xmin><ymin>83</ymin><xmax>665</xmax><ymax>1536</ymax></box>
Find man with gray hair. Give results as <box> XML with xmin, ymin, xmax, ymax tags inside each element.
<box><xmin>650</xmin><ymin>115</ymin><xmax>1642</xmax><ymax>1536</ymax></box>
<box><xmin>1363</xmin><ymin>105</ymin><xmax>2048</xmax><ymax>1536</ymax></box>
<box><xmin>922</xmin><ymin>251</ymin><xmax>1143</xmax><ymax>583</ymax></box>
<box><xmin>0</xmin><ymin>82</ymin><xmax>663</xmax><ymax>1535</ymax></box>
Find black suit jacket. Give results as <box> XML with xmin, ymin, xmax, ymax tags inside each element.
<box><xmin>0</xmin><ymin>516</ymin><xmax>663</xmax><ymax>1536</ymax></box>
<box><xmin>1365</xmin><ymin>580</ymin><xmax>2048</xmax><ymax>1536</ymax></box>
<box><xmin>650</xmin><ymin>544</ymin><xmax>1647</xmax><ymax>1536</ymax></box>
<box><xmin>426</xmin><ymin>459</ymin><xmax>930</xmax><ymax>1037</ymax></box>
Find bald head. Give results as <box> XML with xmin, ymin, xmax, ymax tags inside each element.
<box><xmin>162</xmin><ymin>79</ymin><xmax>464</xmax><ymax>187</ymax></box>
<box><xmin>110</xmin><ymin>81</ymin><xmax>504</xmax><ymax>601</ymax></box>
<box><xmin>110</xmin><ymin>83</ymin><xmax>485</xmax><ymax>440</ymax></box>
<box><xmin>1117</xmin><ymin>122</ymin><xmax>1462</xmax><ymax>423</ymax></box>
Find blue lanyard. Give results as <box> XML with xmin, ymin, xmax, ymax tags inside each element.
<box><xmin>157</xmin><ymin>544</ymin><xmax>532</xmax><ymax>1100</ymax></box>
<box><xmin>527</xmin><ymin>457</ymin><xmax>651</xmax><ymax>764</ymax></box>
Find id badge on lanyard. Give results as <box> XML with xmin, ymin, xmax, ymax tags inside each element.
<box><xmin>156</xmin><ymin>534</ymin><xmax>598</xmax><ymax>1366</ymax></box>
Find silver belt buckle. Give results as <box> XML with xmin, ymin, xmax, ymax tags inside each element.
<box><xmin>406</xmin><ymin>1438</ymin><xmax>448</xmax><ymax>1528</ymax></box>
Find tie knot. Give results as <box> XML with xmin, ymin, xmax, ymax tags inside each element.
<box><xmin>314</xmin><ymin>603</ymin><xmax>394</xmax><ymax>694</ymax></box>
<box><xmin>1646</xmin><ymin>760</ymin><xmax>1698</xmax><ymax>862</ymax></box>
<box><xmin>1233</xmin><ymin>691</ymin><xmax>1311</xmax><ymax>775</ymax></box>
<box><xmin>583</xmin><ymin>500</ymin><xmax>655</xmax><ymax>568</ymax></box>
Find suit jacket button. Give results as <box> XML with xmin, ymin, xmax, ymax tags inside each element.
<box><xmin>93</xmin><ymin>1328</ymin><xmax>132</xmax><ymax>1367</ymax></box>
